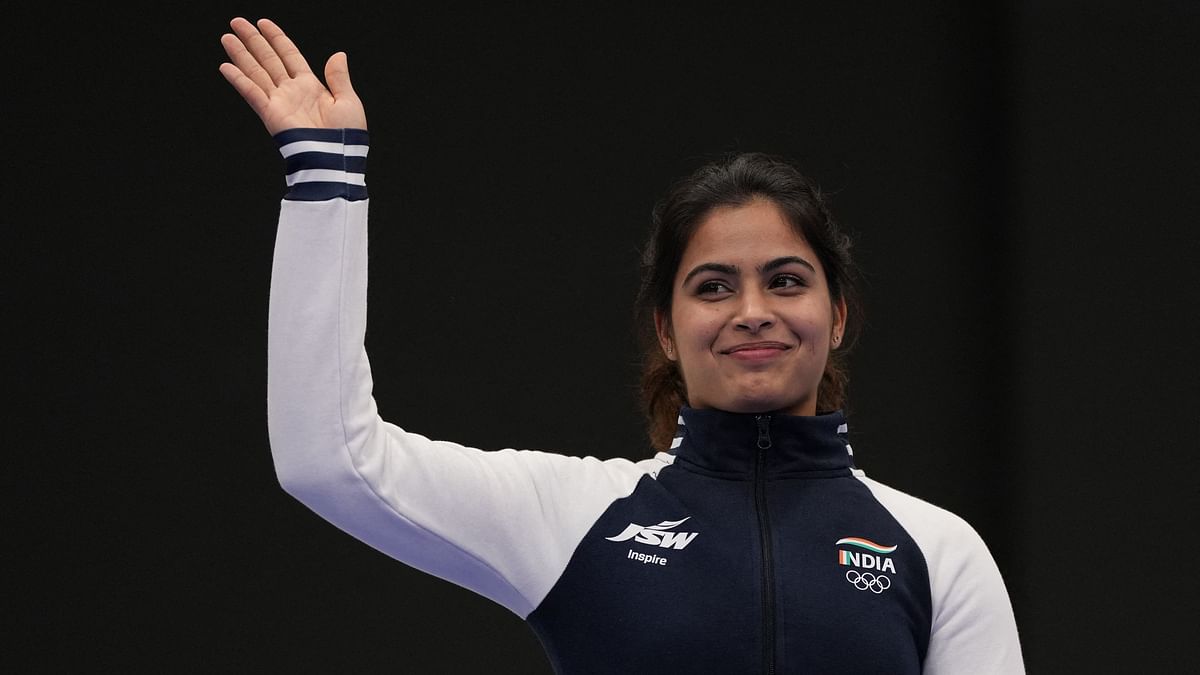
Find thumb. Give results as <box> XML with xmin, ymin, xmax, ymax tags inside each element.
<box><xmin>324</xmin><ymin>52</ymin><xmax>356</xmax><ymax>98</ymax></box>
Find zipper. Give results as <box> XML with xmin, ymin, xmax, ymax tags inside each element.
<box><xmin>757</xmin><ymin>415</ymin><xmax>773</xmax><ymax>450</ymax></box>
<box><xmin>754</xmin><ymin>414</ymin><xmax>776</xmax><ymax>674</ymax></box>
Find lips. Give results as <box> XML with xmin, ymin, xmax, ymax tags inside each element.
<box><xmin>721</xmin><ymin>341</ymin><xmax>791</xmax><ymax>355</ymax></box>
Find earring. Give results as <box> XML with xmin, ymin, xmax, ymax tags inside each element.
<box><xmin>832</xmin><ymin>335</ymin><xmax>841</xmax><ymax>346</ymax></box>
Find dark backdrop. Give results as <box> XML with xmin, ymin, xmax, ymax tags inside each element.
<box><xmin>9</xmin><ymin>2</ymin><xmax>1198</xmax><ymax>672</ymax></box>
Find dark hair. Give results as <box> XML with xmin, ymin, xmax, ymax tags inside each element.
<box><xmin>636</xmin><ymin>152</ymin><xmax>860</xmax><ymax>451</ymax></box>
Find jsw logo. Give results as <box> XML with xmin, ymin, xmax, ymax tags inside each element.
<box><xmin>606</xmin><ymin>517</ymin><xmax>699</xmax><ymax>550</ymax></box>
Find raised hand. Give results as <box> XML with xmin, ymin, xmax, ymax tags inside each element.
<box><xmin>219</xmin><ymin>18</ymin><xmax>367</xmax><ymax>134</ymax></box>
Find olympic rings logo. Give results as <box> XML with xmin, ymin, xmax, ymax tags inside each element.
<box><xmin>845</xmin><ymin>569</ymin><xmax>891</xmax><ymax>594</ymax></box>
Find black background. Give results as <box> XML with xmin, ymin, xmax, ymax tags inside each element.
<box><xmin>9</xmin><ymin>2</ymin><xmax>1198</xmax><ymax>672</ymax></box>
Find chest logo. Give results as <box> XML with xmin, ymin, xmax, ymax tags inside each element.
<box><xmin>836</xmin><ymin>537</ymin><xmax>897</xmax><ymax>593</ymax></box>
<box><xmin>606</xmin><ymin>517</ymin><xmax>699</xmax><ymax>550</ymax></box>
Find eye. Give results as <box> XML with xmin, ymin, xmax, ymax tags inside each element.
<box><xmin>769</xmin><ymin>274</ymin><xmax>806</xmax><ymax>290</ymax></box>
<box><xmin>697</xmin><ymin>280</ymin><xmax>733</xmax><ymax>296</ymax></box>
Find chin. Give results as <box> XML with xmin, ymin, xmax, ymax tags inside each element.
<box><xmin>725</xmin><ymin>392</ymin><xmax>802</xmax><ymax>415</ymax></box>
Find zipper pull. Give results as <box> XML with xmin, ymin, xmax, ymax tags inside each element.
<box><xmin>756</xmin><ymin>415</ymin><xmax>773</xmax><ymax>449</ymax></box>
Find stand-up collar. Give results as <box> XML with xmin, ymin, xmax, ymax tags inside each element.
<box><xmin>670</xmin><ymin>407</ymin><xmax>854</xmax><ymax>478</ymax></box>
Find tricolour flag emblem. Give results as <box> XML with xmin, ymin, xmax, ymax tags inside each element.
<box><xmin>835</xmin><ymin>537</ymin><xmax>897</xmax><ymax>554</ymax></box>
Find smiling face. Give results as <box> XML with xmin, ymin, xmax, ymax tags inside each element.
<box><xmin>655</xmin><ymin>199</ymin><xmax>847</xmax><ymax>416</ymax></box>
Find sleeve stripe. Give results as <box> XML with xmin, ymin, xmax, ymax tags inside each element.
<box><xmin>285</xmin><ymin>169</ymin><xmax>367</xmax><ymax>187</ymax></box>
<box><xmin>274</xmin><ymin>127</ymin><xmax>369</xmax><ymax>146</ymax></box>
<box><xmin>279</xmin><ymin>140</ymin><xmax>370</xmax><ymax>158</ymax></box>
<box><xmin>284</xmin><ymin>153</ymin><xmax>367</xmax><ymax>175</ymax></box>
<box><xmin>285</xmin><ymin>182</ymin><xmax>369</xmax><ymax>201</ymax></box>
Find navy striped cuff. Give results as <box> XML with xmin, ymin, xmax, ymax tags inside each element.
<box><xmin>274</xmin><ymin>128</ymin><xmax>369</xmax><ymax>201</ymax></box>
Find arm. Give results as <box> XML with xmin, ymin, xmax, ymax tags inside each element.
<box><xmin>221</xmin><ymin>20</ymin><xmax>656</xmax><ymax>617</ymax></box>
<box><xmin>857</xmin><ymin>477</ymin><xmax>1026</xmax><ymax>674</ymax></box>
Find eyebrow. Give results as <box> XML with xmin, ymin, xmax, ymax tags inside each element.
<box><xmin>682</xmin><ymin>256</ymin><xmax>816</xmax><ymax>286</ymax></box>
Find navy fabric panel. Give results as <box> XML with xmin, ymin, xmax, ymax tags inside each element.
<box><xmin>770</xmin><ymin>476</ymin><xmax>930</xmax><ymax>672</ymax></box>
<box><xmin>284</xmin><ymin>182</ymin><xmax>368</xmax><ymax>202</ymax></box>
<box><xmin>527</xmin><ymin>409</ymin><xmax>932</xmax><ymax>674</ymax></box>
<box><xmin>528</xmin><ymin>468</ymin><xmax>763</xmax><ymax>673</ymax></box>
<box><xmin>340</xmin><ymin>128</ymin><xmax>369</xmax><ymax>146</ymax></box>
<box><xmin>273</xmin><ymin>127</ymin><xmax>369</xmax><ymax>146</ymax></box>
<box><xmin>284</xmin><ymin>153</ymin><xmax>368</xmax><ymax>175</ymax></box>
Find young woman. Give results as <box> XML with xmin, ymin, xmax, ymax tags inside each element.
<box><xmin>220</xmin><ymin>17</ymin><xmax>1024</xmax><ymax>673</ymax></box>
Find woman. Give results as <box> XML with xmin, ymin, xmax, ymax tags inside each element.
<box><xmin>220</xmin><ymin>17</ymin><xmax>1024</xmax><ymax>673</ymax></box>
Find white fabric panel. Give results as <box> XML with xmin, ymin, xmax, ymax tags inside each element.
<box><xmin>854</xmin><ymin>474</ymin><xmax>1025</xmax><ymax>674</ymax></box>
<box><xmin>284</xmin><ymin>169</ymin><xmax>367</xmax><ymax>186</ymax></box>
<box><xmin>267</xmin><ymin>197</ymin><xmax>664</xmax><ymax>617</ymax></box>
<box><xmin>278</xmin><ymin>139</ymin><xmax>370</xmax><ymax>158</ymax></box>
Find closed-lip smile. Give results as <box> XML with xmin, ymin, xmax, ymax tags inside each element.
<box><xmin>721</xmin><ymin>341</ymin><xmax>791</xmax><ymax>355</ymax></box>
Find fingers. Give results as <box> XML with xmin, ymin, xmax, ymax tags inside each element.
<box><xmin>222</xmin><ymin>21</ymin><xmax>277</xmax><ymax>95</ymax></box>
<box><xmin>218</xmin><ymin>62</ymin><xmax>271</xmax><ymax>117</ymax></box>
<box><xmin>220</xmin><ymin>32</ymin><xmax>273</xmax><ymax>97</ymax></box>
<box><xmin>257</xmin><ymin>18</ymin><xmax>313</xmax><ymax>78</ymax></box>
<box><xmin>229</xmin><ymin>17</ymin><xmax>289</xmax><ymax>87</ymax></box>
<box><xmin>324</xmin><ymin>52</ymin><xmax>355</xmax><ymax>98</ymax></box>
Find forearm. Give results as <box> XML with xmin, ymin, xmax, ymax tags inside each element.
<box><xmin>263</xmin><ymin>131</ymin><xmax>654</xmax><ymax>616</ymax></box>
<box><xmin>264</xmin><ymin>130</ymin><xmax>536</xmax><ymax>614</ymax></box>
<box><xmin>267</xmin><ymin>128</ymin><xmax>373</xmax><ymax>501</ymax></box>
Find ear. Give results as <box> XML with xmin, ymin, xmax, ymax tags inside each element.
<box><xmin>654</xmin><ymin>309</ymin><xmax>677</xmax><ymax>361</ymax></box>
<box><xmin>831</xmin><ymin>296</ymin><xmax>848</xmax><ymax>348</ymax></box>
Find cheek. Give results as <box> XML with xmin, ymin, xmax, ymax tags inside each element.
<box><xmin>794</xmin><ymin>302</ymin><xmax>835</xmax><ymax>338</ymax></box>
<box><xmin>791</xmin><ymin>317</ymin><xmax>832</xmax><ymax>356</ymax></box>
<box><xmin>674</xmin><ymin>308</ymin><xmax>724</xmax><ymax>349</ymax></box>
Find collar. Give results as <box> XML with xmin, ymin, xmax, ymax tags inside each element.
<box><xmin>669</xmin><ymin>406</ymin><xmax>855</xmax><ymax>478</ymax></box>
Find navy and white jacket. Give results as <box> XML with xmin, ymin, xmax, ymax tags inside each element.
<box><xmin>266</xmin><ymin>130</ymin><xmax>1024</xmax><ymax>674</ymax></box>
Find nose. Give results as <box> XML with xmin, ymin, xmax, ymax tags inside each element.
<box><xmin>734</xmin><ymin>288</ymin><xmax>775</xmax><ymax>334</ymax></box>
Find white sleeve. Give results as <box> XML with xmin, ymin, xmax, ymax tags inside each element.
<box><xmin>856</xmin><ymin>476</ymin><xmax>1026</xmax><ymax>674</ymax></box>
<box><xmin>266</xmin><ymin>135</ymin><xmax>659</xmax><ymax>618</ymax></box>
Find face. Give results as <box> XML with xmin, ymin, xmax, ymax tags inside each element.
<box><xmin>656</xmin><ymin>199</ymin><xmax>846</xmax><ymax>416</ymax></box>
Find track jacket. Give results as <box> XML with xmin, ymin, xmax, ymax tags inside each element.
<box><xmin>266</xmin><ymin>129</ymin><xmax>1025</xmax><ymax>674</ymax></box>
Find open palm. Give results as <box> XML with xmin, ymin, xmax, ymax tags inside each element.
<box><xmin>219</xmin><ymin>18</ymin><xmax>367</xmax><ymax>134</ymax></box>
